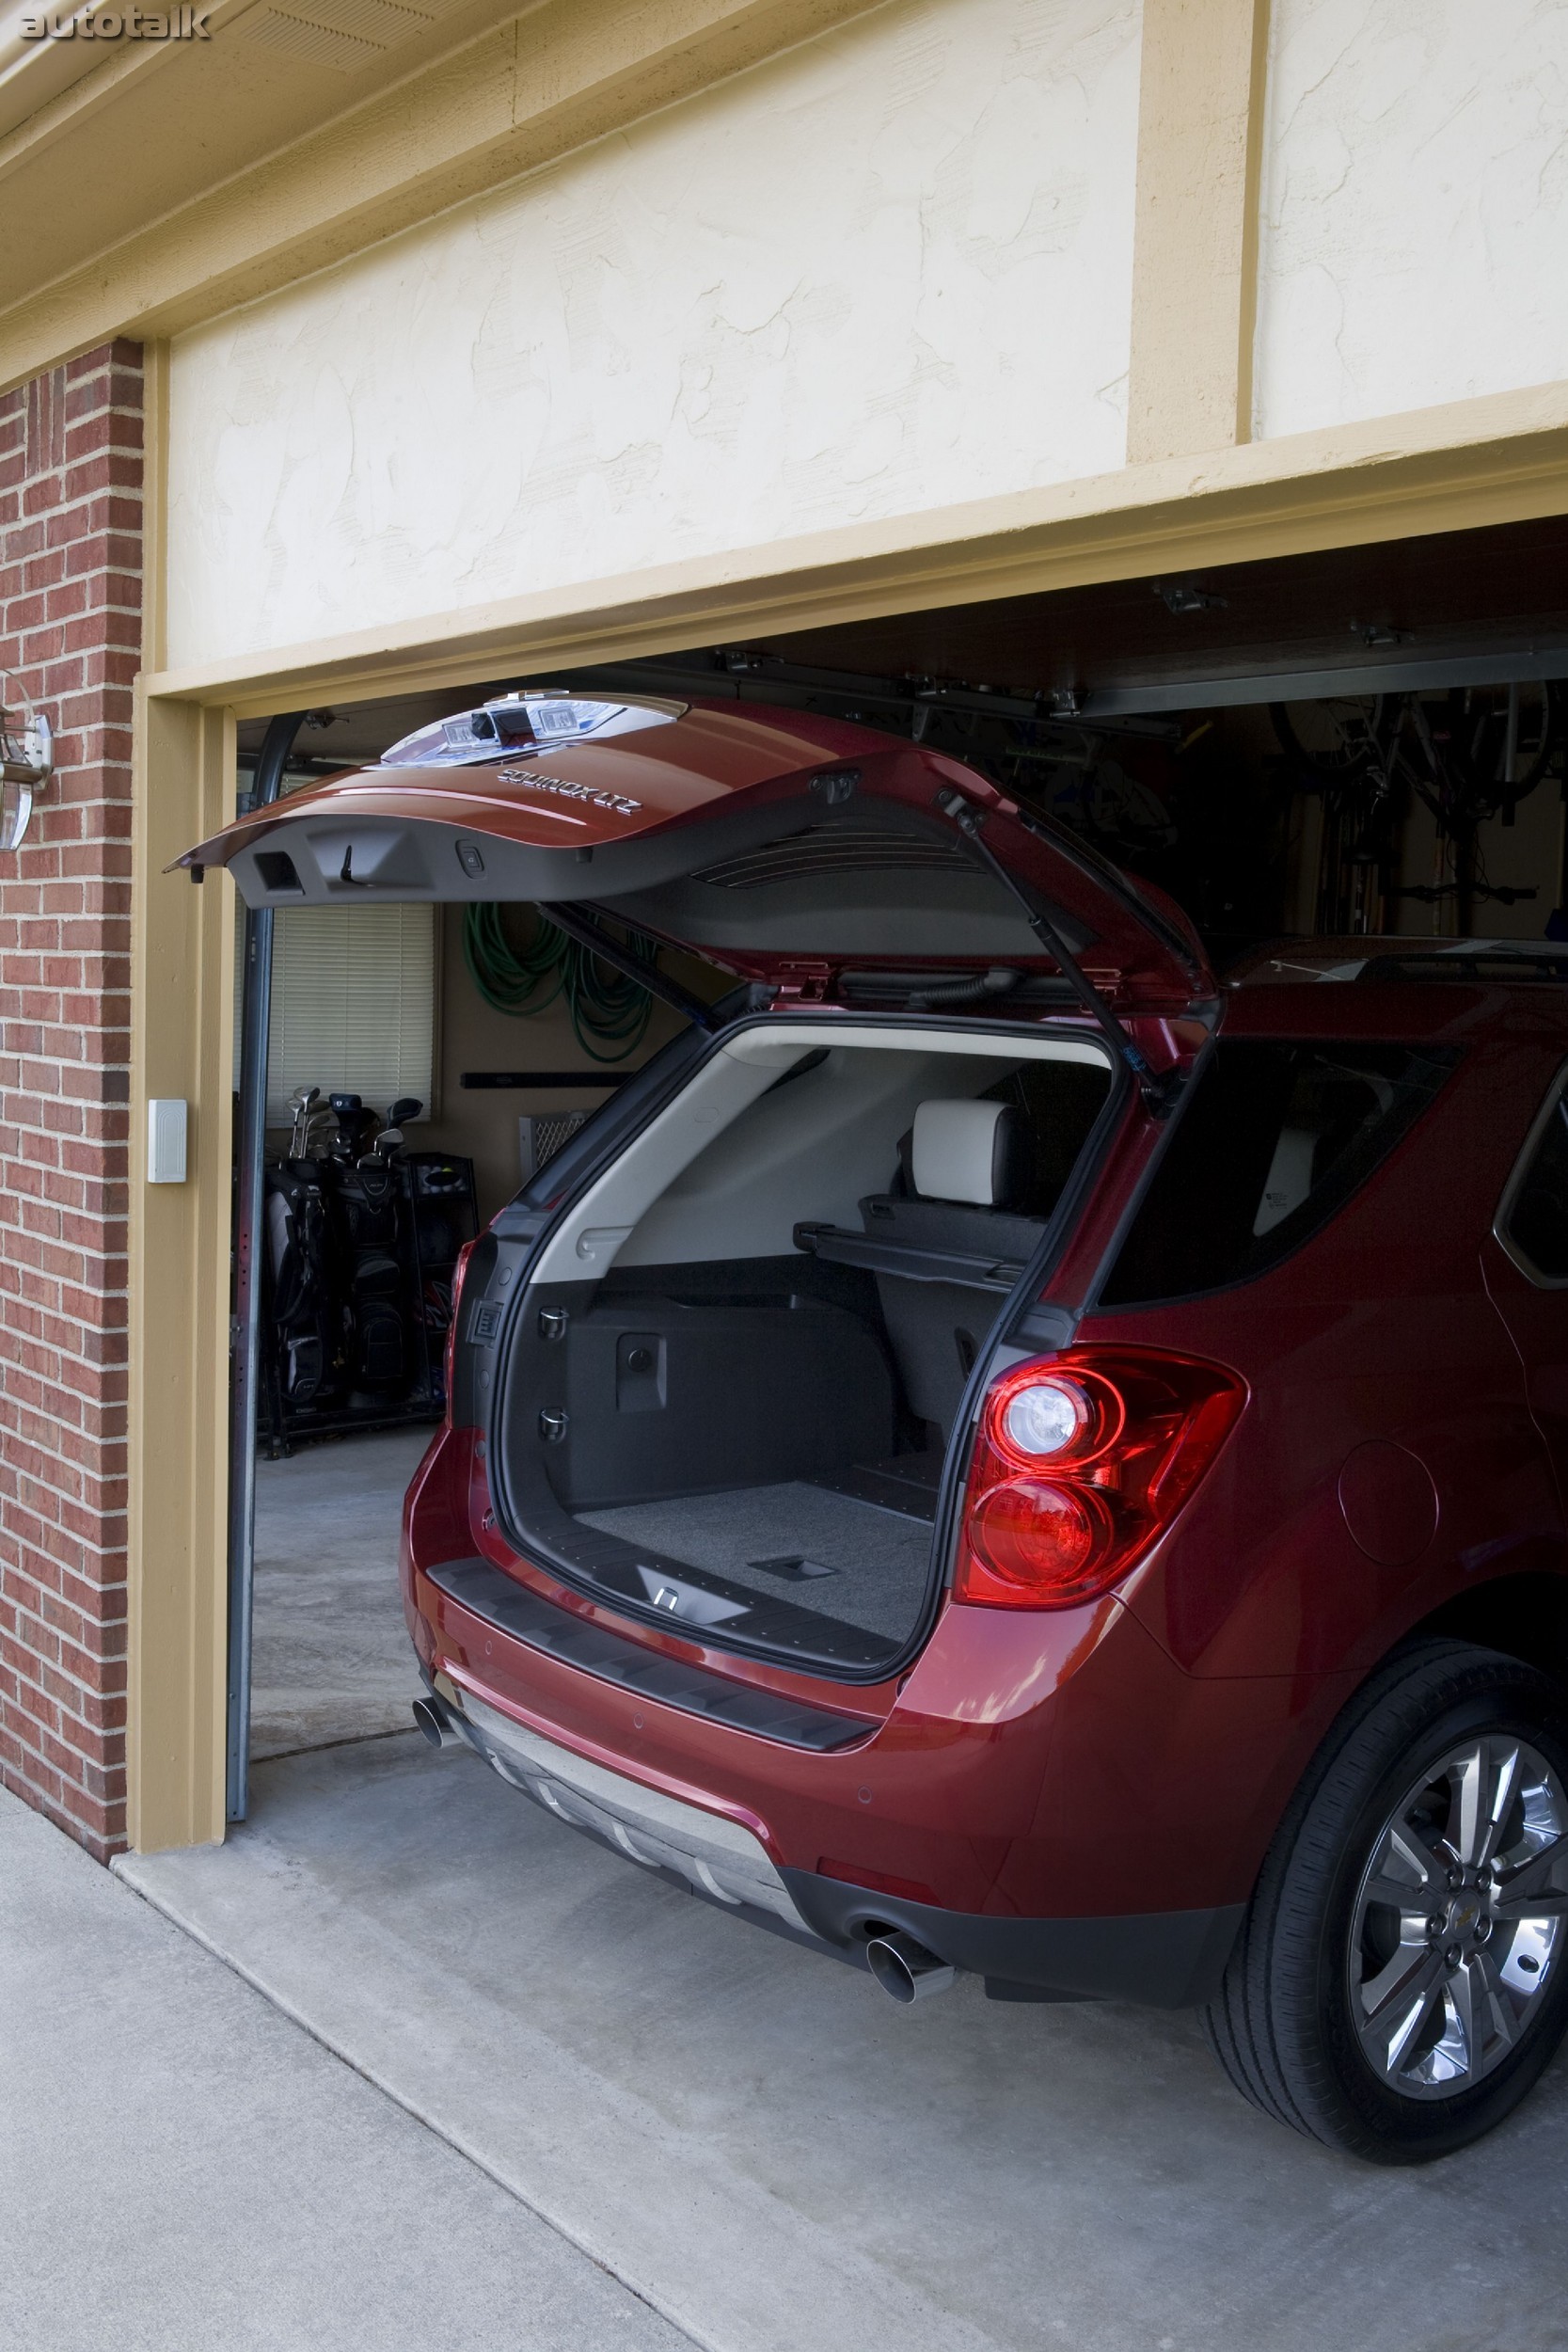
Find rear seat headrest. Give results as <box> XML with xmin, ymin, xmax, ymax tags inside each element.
<box><xmin>911</xmin><ymin>1100</ymin><xmax>1027</xmax><ymax>1209</ymax></box>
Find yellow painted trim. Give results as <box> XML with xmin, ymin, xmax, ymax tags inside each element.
<box><xmin>140</xmin><ymin>341</ymin><xmax>170</xmax><ymax>676</ymax></box>
<box><xmin>1127</xmin><ymin>0</ymin><xmax>1271</xmax><ymax>464</ymax></box>
<box><xmin>1233</xmin><ymin>0</ymin><xmax>1272</xmax><ymax>449</ymax></box>
<box><xmin>150</xmin><ymin>382</ymin><xmax>1568</xmax><ymax>719</ymax></box>
<box><xmin>0</xmin><ymin>0</ymin><xmax>259</xmax><ymax>155</ymax></box>
<box><xmin>0</xmin><ymin>0</ymin><xmax>891</xmax><ymax>396</ymax></box>
<box><xmin>127</xmin><ymin>691</ymin><xmax>236</xmax><ymax>1853</ymax></box>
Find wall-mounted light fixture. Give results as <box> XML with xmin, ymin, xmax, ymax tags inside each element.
<box><xmin>0</xmin><ymin>681</ymin><xmax>54</xmax><ymax>851</ymax></box>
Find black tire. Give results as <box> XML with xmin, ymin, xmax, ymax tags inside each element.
<box><xmin>1202</xmin><ymin>1640</ymin><xmax>1568</xmax><ymax>2162</ymax></box>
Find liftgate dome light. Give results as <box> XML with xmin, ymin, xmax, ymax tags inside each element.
<box><xmin>377</xmin><ymin>691</ymin><xmax>685</xmax><ymax>771</ymax></box>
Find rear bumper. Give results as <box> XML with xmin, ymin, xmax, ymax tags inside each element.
<box><xmin>782</xmin><ymin>1870</ymin><xmax>1243</xmax><ymax>2006</ymax></box>
<box><xmin>431</xmin><ymin>1666</ymin><xmax>1243</xmax><ymax>2007</ymax></box>
<box><xmin>404</xmin><ymin>1425</ymin><xmax>1337</xmax><ymax>2000</ymax></box>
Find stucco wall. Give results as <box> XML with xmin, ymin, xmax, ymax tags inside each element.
<box><xmin>165</xmin><ymin>0</ymin><xmax>1142</xmax><ymax>669</ymax></box>
<box><xmin>1254</xmin><ymin>0</ymin><xmax>1568</xmax><ymax>439</ymax></box>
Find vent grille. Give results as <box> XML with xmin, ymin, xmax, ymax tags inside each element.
<box><xmin>690</xmin><ymin>826</ymin><xmax>967</xmax><ymax>891</ymax></box>
<box><xmin>245</xmin><ymin>0</ymin><xmax>441</xmax><ymax>72</ymax></box>
<box><xmin>519</xmin><ymin>1110</ymin><xmax>592</xmax><ymax>1182</ymax></box>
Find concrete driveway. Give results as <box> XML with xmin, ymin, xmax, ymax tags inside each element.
<box><xmin>116</xmin><ymin>1730</ymin><xmax>1568</xmax><ymax>2352</ymax></box>
<box><xmin>0</xmin><ymin>1782</ymin><xmax>682</xmax><ymax>2352</ymax></box>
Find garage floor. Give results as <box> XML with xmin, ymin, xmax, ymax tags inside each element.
<box><xmin>249</xmin><ymin>1425</ymin><xmax>434</xmax><ymax>1760</ymax></box>
<box><xmin>113</xmin><ymin>1435</ymin><xmax>1568</xmax><ymax>2352</ymax></box>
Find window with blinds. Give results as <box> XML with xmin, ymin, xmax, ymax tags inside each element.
<box><xmin>236</xmin><ymin>903</ymin><xmax>437</xmax><ymax>1123</ymax></box>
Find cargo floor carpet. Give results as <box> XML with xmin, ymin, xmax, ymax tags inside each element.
<box><xmin>577</xmin><ymin>1482</ymin><xmax>932</xmax><ymax>1639</ymax></box>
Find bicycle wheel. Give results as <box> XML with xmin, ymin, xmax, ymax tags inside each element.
<box><xmin>1272</xmin><ymin>697</ymin><xmax>1388</xmax><ymax>783</ymax></box>
<box><xmin>1438</xmin><ymin>681</ymin><xmax>1563</xmax><ymax>806</ymax></box>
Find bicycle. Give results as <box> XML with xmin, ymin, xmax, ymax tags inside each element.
<box><xmin>1272</xmin><ymin>682</ymin><xmax>1564</xmax><ymax>934</ymax></box>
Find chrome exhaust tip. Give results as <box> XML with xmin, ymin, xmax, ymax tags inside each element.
<box><xmin>865</xmin><ymin>1930</ymin><xmax>956</xmax><ymax>2003</ymax></box>
<box><xmin>412</xmin><ymin>1693</ymin><xmax>466</xmax><ymax>1751</ymax></box>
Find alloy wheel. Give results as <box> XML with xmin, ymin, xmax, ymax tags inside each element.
<box><xmin>1349</xmin><ymin>1734</ymin><xmax>1568</xmax><ymax>2098</ymax></box>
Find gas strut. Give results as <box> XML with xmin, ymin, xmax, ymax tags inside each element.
<box><xmin>537</xmin><ymin>901</ymin><xmax>721</xmax><ymax>1032</ymax></box>
<box><xmin>933</xmin><ymin>787</ymin><xmax>1182</xmax><ymax>1114</ymax></box>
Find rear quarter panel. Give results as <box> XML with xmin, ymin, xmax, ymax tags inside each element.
<box><xmin>1076</xmin><ymin>1024</ymin><xmax>1566</xmax><ymax>1682</ymax></box>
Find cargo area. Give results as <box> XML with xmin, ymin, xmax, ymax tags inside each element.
<box><xmin>491</xmin><ymin>1027</ymin><xmax>1113</xmax><ymax>1672</ymax></box>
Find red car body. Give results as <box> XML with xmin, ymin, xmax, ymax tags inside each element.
<box><xmin>392</xmin><ymin>971</ymin><xmax>1566</xmax><ymax>2003</ymax></box>
<box><xmin>188</xmin><ymin>695</ymin><xmax>1568</xmax><ymax>2015</ymax></box>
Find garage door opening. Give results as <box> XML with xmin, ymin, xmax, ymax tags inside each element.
<box><xmin>229</xmin><ymin>690</ymin><xmax>733</xmax><ymax>1810</ymax></box>
<box><xmin>222</xmin><ymin>511</ymin><xmax>1568</xmax><ymax>1815</ymax></box>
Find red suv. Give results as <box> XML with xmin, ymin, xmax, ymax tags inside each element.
<box><xmin>191</xmin><ymin>692</ymin><xmax>1568</xmax><ymax>2163</ymax></box>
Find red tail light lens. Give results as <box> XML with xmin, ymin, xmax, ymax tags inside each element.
<box><xmin>955</xmin><ymin>1346</ymin><xmax>1247</xmax><ymax>1610</ymax></box>
<box><xmin>969</xmin><ymin>1478</ymin><xmax>1111</xmax><ymax>1588</ymax></box>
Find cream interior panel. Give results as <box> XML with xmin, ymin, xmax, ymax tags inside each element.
<box><xmin>613</xmin><ymin>1045</ymin><xmax>995</xmax><ymax>1266</ymax></box>
<box><xmin>532</xmin><ymin>1026</ymin><xmax>1109</xmax><ymax>1279</ymax></box>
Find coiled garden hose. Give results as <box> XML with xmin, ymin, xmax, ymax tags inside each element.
<box><xmin>462</xmin><ymin>903</ymin><xmax>656</xmax><ymax>1062</ymax></box>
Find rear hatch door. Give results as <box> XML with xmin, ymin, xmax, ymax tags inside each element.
<box><xmin>181</xmin><ymin>691</ymin><xmax>1212</xmax><ymax>1017</ymax></box>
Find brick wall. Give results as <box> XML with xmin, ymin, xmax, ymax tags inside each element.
<box><xmin>0</xmin><ymin>342</ymin><xmax>143</xmax><ymax>1860</ymax></box>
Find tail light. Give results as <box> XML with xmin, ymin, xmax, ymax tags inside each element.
<box><xmin>954</xmin><ymin>1346</ymin><xmax>1247</xmax><ymax>1611</ymax></box>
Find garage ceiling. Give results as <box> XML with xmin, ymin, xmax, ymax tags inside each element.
<box><xmin>237</xmin><ymin>511</ymin><xmax>1568</xmax><ymax>761</ymax></box>
<box><xmin>744</xmin><ymin>514</ymin><xmax>1568</xmax><ymax>717</ymax></box>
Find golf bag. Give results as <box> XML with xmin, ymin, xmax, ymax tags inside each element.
<box><xmin>263</xmin><ymin>1160</ymin><xmax>339</xmax><ymax>1405</ymax></box>
<box><xmin>327</xmin><ymin>1154</ymin><xmax>408</xmax><ymax>1394</ymax></box>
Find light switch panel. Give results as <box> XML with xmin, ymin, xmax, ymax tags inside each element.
<box><xmin>147</xmin><ymin>1098</ymin><xmax>188</xmax><ymax>1184</ymax></box>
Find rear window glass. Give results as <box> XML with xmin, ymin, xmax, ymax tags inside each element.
<box><xmin>1100</xmin><ymin>1040</ymin><xmax>1455</xmax><ymax>1308</ymax></box>
<box><xmin>1503</xmin><ymin>1080</ymin><xmax>1568</xmax><ymax>1282</ymax></box>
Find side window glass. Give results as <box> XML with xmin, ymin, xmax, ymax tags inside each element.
<box><xmin>1503</xmin><ymin>1083</ymin><xmax>1568</xmax><ymax>1283</ymax></box>
<box><xmin>1101</xmin><ymin>1040</ymin><xmax>1455</xmax><ymax>1309</ymax></box>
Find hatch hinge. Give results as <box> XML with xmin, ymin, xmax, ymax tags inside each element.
<box><xmin>932</xmin><ymin>788</ymin><xmax>1182</xmax><ymax>1116</ymax></box>
<box><xmin>772</xmin><ymin>961</ymin><xmax>833</xmax><ymax>1004</ymax></box>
